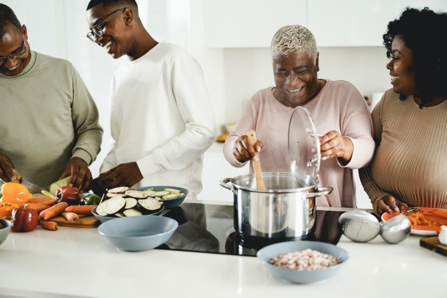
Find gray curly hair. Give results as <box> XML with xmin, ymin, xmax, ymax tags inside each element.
<box><xmin>271</xmin><ymin>24</ymin><xmax>317</xmax><ymax>61</ymax></box>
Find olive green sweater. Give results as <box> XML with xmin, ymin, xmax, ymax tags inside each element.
<box><xmin>0</xmin><ymin>51</ymin><xmax>103</xmax><ymax>189</ymax></box>
<box><xmin>359</xmin><ymin>90</ymin><xmax>447</xmax><ymax>212</ymax></box>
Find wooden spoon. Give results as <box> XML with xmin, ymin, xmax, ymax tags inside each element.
<box><xmin>247</xmin><ymin>130</ymin><xmax>266</xmax><ymax>190</ymax></box>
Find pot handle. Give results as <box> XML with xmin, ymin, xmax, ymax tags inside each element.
<box><xmin>306</xmin><ymin>186</ymin><xmax>333</xmax><ymax>198</ymax></box>
<box><xmin>218</xmin><ymin>178</ymin><xmax>233</xmax><ymax>191</ymax></box>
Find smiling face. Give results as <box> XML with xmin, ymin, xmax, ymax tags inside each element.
<box><xmin>272</xmin><ymin>50</ymin><xmax>320</xmax><ymax>108</ymax></box>
<box><xmin>386</xmin><ymin>35</ymin><xmax>416</xmax><ymax>96</ymax></box>
<box><xmin>86</xmin><ymin>5</ymin><xmax>130</xmax><ymax>59</ymax></box>
<box><xmin>0</xmin><ymin>23</ymin><xmax>31</xmax><ymax>76</ymax></box>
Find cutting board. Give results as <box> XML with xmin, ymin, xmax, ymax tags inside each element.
<box><xmin>48</xmin><ymin>215</ymin><xmax>98</xmax><ymax>228</ymax></box>
<box><xmin>420</xmin><ymin>236</ymin><xmax>447</xmax><ymax>257</ymax></box>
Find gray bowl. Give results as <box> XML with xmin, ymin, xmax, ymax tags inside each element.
<box><xmin>98</xmin><ymin>215</ymin><xmax>178</xmax><ymax>252</ymax></box>
<box><xmin>257</xmin><ymin>241</ymin><xmax>349</xmax><ymax>284</ymax></box>
<box><xmin>135</xmin><ymin>185</ymin><xmax>189</xmax><ymax>210</ymax></box>
<box><xmin>0</xmin><ymin>218</ymin><xmax>12</xmax><ymax>246</ymax></box>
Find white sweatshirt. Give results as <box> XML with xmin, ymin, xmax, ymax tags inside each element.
<box><xmin>101</xmin><ymin>42</ymin><xmax>216</xmax><ymax>200</ymax></box>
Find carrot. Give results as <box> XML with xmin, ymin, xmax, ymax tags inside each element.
<box><xmin>428</xmin><ymin>209</ymin><xmax>447</xmax><ymax>220</ymax></box>
<box><xmin>40</xmin><ymin>220</ymin><xmax>58</xmax><ymax>231</ymax></box>
<box><xmin>29</xmin><ymin>197</ymin><xmax>57</xmax><ymax>206</ymax></box>
<box><xmin>39</xmin><ymin>202</ymin><xmax>68</xmax><ymax>220</ymax></box>
<box><xmin>24</xmin><ymin>203</ymin><xmax>50</xmax><ymax>213</ymax></box>
<box><xmin>65</xmin><ymin>205</ymin><xmax>96</xmax><ymax>215</ymax></box>
<box><xmin>62</xmin><ymin>212</ymin><xmax>79</xmax><ymax>222</ymax></box>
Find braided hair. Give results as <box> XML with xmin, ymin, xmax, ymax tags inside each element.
<box><xmin>383</xmin><ymin>7</ymin><xmax>447</xmax><ymax>108</ymax></box>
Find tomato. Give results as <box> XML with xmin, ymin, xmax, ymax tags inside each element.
<box><xmin>1</xmin><ymin>182</ymin><xmax>32</xmax><ymax>204</ymax></box>
<box><xmin>10</xmin><ymin>207</ymin><xmax>39</xmax><ymax>232</ymax></box>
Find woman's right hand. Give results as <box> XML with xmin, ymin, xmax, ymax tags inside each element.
<box><xmin>232</xmin><ymin>135</ymin><xmax>263</xmax><ymax>163</ymax></box>
<box><xmin>376</xmin><ymin>195</ymin><xmax>408</xmax><ymax>215</ymax></box>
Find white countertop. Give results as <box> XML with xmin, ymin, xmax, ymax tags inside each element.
<box><xmin>0</xmin><ymin>204</ymin><xmax>446</xmax><ymax>298</ymax></box>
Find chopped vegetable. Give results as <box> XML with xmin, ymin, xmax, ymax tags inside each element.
<box><xmin>39</xmin><ymin>202</ymin><xmax>69</xmax><ymax>221</ymax></box>
<box><xmin>124</xmin><ymin>198</ymin><xmax>138</xmax><ymax>209</ymax></box>
<box><xmin>24</xmin><ymin>203</ymin><xmax>50</xmax><ymax>213</ymax></box>
<box><xmin>123</xmin><ymin>209</ymin><xmax>143</xmax><ymax>217</ymax></box>
<box><xmin>103</xmin><ymin>196</ymin><xmax>126</xmax><ymax>215</ymax></box>
<box><xmin>56</xmin><ymin>186</ymin><xmax>80</xmax><ymax>205</ymax></box>
<box><xmin>0</xmin><ymin>202</ymin><xmax>20</xmax><ymax>218</ymax></box>
<box><xmin>11</xmin><ymin>207</ymin><xmax>39</xmax><ymax>232</ymax></box>
<box><xmin>65</xmin><ymin>205</ymin><xmax>96</xmax><ymax>215</ymax></box>
<box><xmin>164</xmin><ymin>188</ymin><xmax>181</xmax><ymax>194</ymax></box>
<box><xmin>82</xmin><ymin>194</ymin><xmax>102</xmax><ymax>205</ymax></box>
<box><xmin>40</xmin><ymin>220</ymin><xmax>58</xmax><ymax>231</ymax></box>
<box><xmin>138</xmin><ymin>198</ymin><xmax>162</xmax><ymax>211</ymax></box>
<box><xmin>29</xmin><ymin>197</ymin><xmax>56</xmax><ymax>206</ymax></box>
<box><xmin>1</xmin><ymin>182</ymin><xmax>32</xmax><ymax>205</ymax></box>
<box><xmin>61</xmin><ymin>212</ymin><xmax>79</xmax><ymax>222</ymax></box>
<box><xmin>124</xmin><ymin>190</ymin><xmax>148</xmax><ymax>198</ymax></box>
<box><xmin>107</xmin><ymin>186</ymin><xmax>128</xmax><ymax>195</ymax></box>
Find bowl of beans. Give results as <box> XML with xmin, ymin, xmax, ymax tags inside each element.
<box><xmin>256</xmin><ymin>240</ymin><xmax>349</xmax><ymax>284</ymax></box>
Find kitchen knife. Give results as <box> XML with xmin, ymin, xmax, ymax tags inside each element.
<box><xmin>19</xmin><ymin>178</ymin><xmax>46</xmax><ymax>194</ymax></box>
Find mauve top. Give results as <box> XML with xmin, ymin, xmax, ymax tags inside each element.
<box><xmin>224</xmin><ymin>80</ymin><xmax>375</xmax><ymax>207</ymax></box>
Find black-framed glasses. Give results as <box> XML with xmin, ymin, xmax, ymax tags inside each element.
<box><xmin>0</xmin><ymin>36</ymin><xmax>27</xmax><ymax>65</ymax></box>
<box><xmin>86</xmin><ymin>7</ymin><xmax>126</xmax><ymax>42</ymax></box>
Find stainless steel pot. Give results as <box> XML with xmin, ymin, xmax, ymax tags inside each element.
<box><xmin>220</xmin><ymin>172</ymin><xmax>332</xmax><ymax>240</ymax></box>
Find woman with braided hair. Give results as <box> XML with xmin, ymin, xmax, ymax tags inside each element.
<box><xmin>359</xmin><ymin>7</ymin><xmax>447</xmax><ymax>215</ymax></box>
<box><xmin>224</xmin><ymin>24</ymin><xmax>374</xmax><ymax>208</ymax></box>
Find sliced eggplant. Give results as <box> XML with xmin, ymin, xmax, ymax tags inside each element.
<box><xmin>124</xmin><ymin>189</ymin><xmax>149</xmax><ymax>199</ymax></box>
<box><xmin>124</xmin><ymin>198</ymin><xmax>138</xmax><ymax>209</ymax></box>
<box><xmin>104</xmin><ymin>196</ymin><xmax>126</xmax><ymax>215</ymax></box>
<box><xmin>138</xmin><ymin>197</ymin><xmax>162</xmax><ymax>211</ymax></box>
<box><xmin>107</xmin><ymin>193</ymin><xmax>125</xmax><ymax>198</ymax></box>
<box><xmin>96</xmin><ymin>203</ymin><xmax>107</xmax><ymax>216</ymax></box>
<box><xmin>123</xmin><ymin>208</ymin><xmax>143</xmax><ymax>217</ymax></box>
<box><xmin>115</xmin><ymin>212</ymin><xmax>125</xmax><ymax>218</ymax></box>
<box><xmin>107</xmin><ymin>186</ymin><xmax>129</xmax><ymax>198</ymax></box>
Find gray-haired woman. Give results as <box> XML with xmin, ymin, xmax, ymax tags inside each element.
<box><xmin>223</xmin><ymin>24</ymin><xmax>375</xmax><ymax>208</ymax></box>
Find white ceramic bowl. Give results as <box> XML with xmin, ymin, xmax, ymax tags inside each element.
<box><xmin>0</xmin><ymin>218</ymin><xmax>12</xmax><ymax>246</ymax></box>
<box><xmin>98</xmin><ymin>215</ymin><xmax>178</xmax><ymax>252</ymax></box>
<box><xmin>257</xmin><ymin>240</ymin><xmax>349</xmax><ymax>284</ymax></box>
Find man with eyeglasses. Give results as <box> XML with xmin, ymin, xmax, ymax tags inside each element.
<box><xmin>86</xmin><ymin>0</ymin><xmax>216</xmax><ymax>202</ymax></box>
<box><xmin>0</xmin><ymin>4</ymin><xmax>103</xmax><ymax>191</ymax></box>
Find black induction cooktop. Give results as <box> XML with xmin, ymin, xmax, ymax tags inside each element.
<box><xmin>156</xmin><ymin>203</ymin><xmax>344</xmax><ymax>257</ymax></box>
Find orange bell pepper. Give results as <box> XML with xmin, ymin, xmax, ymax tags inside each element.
<box><xmin>0</xmin><ymin>182</ymin><xmax>32</xmax><ymax>205</ymax></box>
<box><xmin>0</xmin><ymin>202</ymin><xmax>21</xmax><ymax>218</ymax></box>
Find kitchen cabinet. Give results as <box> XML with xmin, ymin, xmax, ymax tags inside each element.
<box><xmin>204</xmin><ymin>0</ymin><xmax>447</xmax><ymax>48</ymax></box>
<box><xmin>307</xmin><ymin>0</ymin><xmax>447</xmax><ymax>47</ymax></box>
<box><xmin>204</xmin><ymin>0</ymin><xmax>307</xmax><ymax>48</ymax></box>
<box><xmin>197</xmin><ymin>143</ymin><xmax>247</xmax><ymax>202</ymax></box>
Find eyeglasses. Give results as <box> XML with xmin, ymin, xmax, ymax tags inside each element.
<box><xmin>0</xmin><ymin>36</ymin><xmax>27</xmax><ymax>65</ymax></box>
<box><xmin>86</xmin><ymin>7</ymin><xmax>126</xmax><ymax>42</ymax></box>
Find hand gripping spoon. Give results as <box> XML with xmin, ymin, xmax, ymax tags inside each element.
<box><xmin>247</xmin><ymin>130</ymin><xmax>266</xmax><ymax>190</ymax></box>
